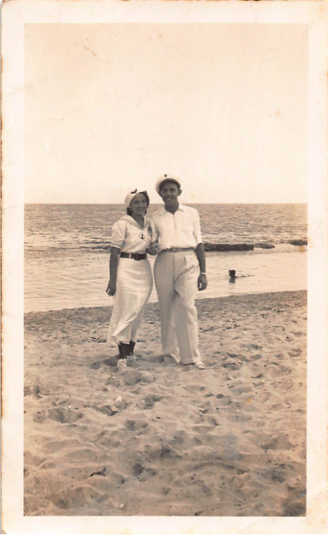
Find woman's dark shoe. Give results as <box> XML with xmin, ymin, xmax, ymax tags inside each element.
<box><xmin>128</xmin><ymin>341</ymin><xmax>136</xmax><ymax>357</ymax></box>
<box><xmin>118</xmin><ymin>343</ymin><xmax>130</xmax><ymax>367</ymax></box>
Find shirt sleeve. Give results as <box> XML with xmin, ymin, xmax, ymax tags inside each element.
<box><xmin>110</xmin><ymin>220</ymin><xmax>127</xmax><ymax>249</ymax></box>
<box><xmin>193</xmin><ymin>210</ymin><xmax>203</xmax><ymax>245</ymax></box>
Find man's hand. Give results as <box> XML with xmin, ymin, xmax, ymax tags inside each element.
<box><xmin>198</xmin><ymin>273</ymin><xmax>207</xmax><ymax>291</ymax></box>
<box><xmin>106</xmin><ymin>280</ymin><xmax>116</xmax><ymax>296</ymax></box>
<box><xmin>147</xmin><ymin>242</ymin><xmax>161</xmax><ymax>255</ymax></box>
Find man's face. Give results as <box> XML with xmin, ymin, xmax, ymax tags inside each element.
<box><xmin>159</xmin><ymin>181</ymin><xmax>181</xmax><ymax>208</ymax></box>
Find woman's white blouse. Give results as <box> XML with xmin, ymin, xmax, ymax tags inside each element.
<box><xmin>110</xmin><ymin>216</ymin><xmax>153</xmax><ymax>253</ymax></box>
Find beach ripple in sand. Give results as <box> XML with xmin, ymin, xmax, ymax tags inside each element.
<box><xmin>24</xmin><ymin>291</ymin><xmax>306</xmax><ymax>517</ymax></box>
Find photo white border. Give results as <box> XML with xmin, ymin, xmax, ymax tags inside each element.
<box><xmin>2</xmin><ymin>0</ymin><xmax>327</xmax><ymax>533</ymax></box>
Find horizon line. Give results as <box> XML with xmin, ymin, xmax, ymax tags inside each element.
<box><xmin>24</xmin><ymin>201</ymin><xmax>308</xmax><ymax>206</ymax></box>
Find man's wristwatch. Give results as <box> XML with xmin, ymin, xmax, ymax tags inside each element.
<box><xmin>200</xmin><ymin>272</ymin><xmax>207</xmax><ymax>276</ymax></box>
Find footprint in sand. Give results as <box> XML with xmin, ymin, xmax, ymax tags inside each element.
<box><xmin>125</xmin><ymin>419</ymin><xmax>148</xmax><ymax>431</ymax></box>
<box><xmin>184</xmin><ymin>384</ymin><xmax>207</xmax><ymax>394</ymax></box>
<box><xmin>49</xmin><ymin>486</ymin><xmax>88</xmax><ymax>510</ymax></box>
<box><xmin>232</xmin><ymin>385</ymin><xmax>253</xmax><ymax>395</ymax></box>
<box><xmin>143</xmin><ymin>394</ymin><xmax>162</xmax><ymax>409</ymax></box>
<box><xmin>132</xmin><ymin>463</ymin><xmax>144</xmax><ymax>476</ymax></box>
<box><xmin>147</xmin><ymin>444</ymin><xmax>182</xmax><ymax>461</ymax></box>
<box><xmin>270</xmin><ymin>468</ymin><xmax>286</xmax><ymax>483</ymax></box>
<box><xmin>283</xmin><ymin>500</ymin><xmax>306</xmax><ymax>517</ymax></box>
<box><xmin>120</xmin><ymin>370</ymin><xmax>142</xmax><ymax>386</ymax></box>
<box><xmin>228</xmin><ymin>414</ymin><xmax>251</xmax><ymax>423</ymax></box>
<box><xmin>288</xmin><ymin>349</ymin><xmax>303</xmax><ymax>357</ymax></box>
<box><xmin>216</xmin><ymin>395</ymin><xmax>232</xmax><ymax>406</ymax></box>
<box><xmin>292</xmin><ymin>331</ymin><xmax>304</xmax><ymax>337</ymax></box>
<box><xmin>24</xmin><ymin>386</ymin><xmax>33</xmax><ymax>397</ymax></box>
<box><xmin>206</xmin><ymin>416</ymin><xmax>218</xmax><ymax>426</ymax></box>
<box><xmin>90</xmin><ymin>362</ymin><xmax>102</xmax><ymax>370</ymax></box>
<box><xmin>33</xmin><ymin>385</ymin><xmax>42</xmax><ymax>398</ymax></box>
<box><xmin>48</xmin><ymin>408</ymin><xmax>84</xmax><ymax>424</ymax></box>
<box><xmin>33</xmin><ymin>411</ymin><xmax>48</xmax><ymax>423</ymax></box>
<box><xmin>250</xmin><ymin>354</ymin><xmax>263</xmax><ymax>362</ymax></box>
<box><xmin>261</xmin><ymin>432</ymin><xmax>294</xmax><ymax>450</ymax></box>
<box><xmin>199</xmin><ymin>399</ymin><xmax>214</xmax><ymax>414</ymax></box>
<box><xmin>253</xmin><ymin>373</ymin><xmax>264</xmax><ymax>379</ymax></box>
<box><xmin>95</xmin><ymin>405</ymin><xmax>117</xmax><ymax>417</ymax></box>
<box><xmin>222</xmin><ymin>363</ymin><xmax>239</xmax><ymax>371</ymax></box>
<box><xmin>102</xmin><ymin>356</ymin><xmax>119</xmax><ymax>367</ymax></box>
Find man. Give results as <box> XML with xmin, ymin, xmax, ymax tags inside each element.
<box><xmin>149</xmin><ymin>174</ymin><xmax>207</xmax><ymax>370</ymax></box>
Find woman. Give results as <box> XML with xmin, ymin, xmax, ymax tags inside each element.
<box><xmin>106</xmin><ymin>189</ymin><xmax>154</xmax><ymax>367</ymax></box>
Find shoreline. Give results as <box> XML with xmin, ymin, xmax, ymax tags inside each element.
<box><xmin>24</xmin><ymin>289</ymin><xmax>307</xmax><ymax>516</ymax></box>
<box><xmin>25</xmin><ymin>289</ymin><xmax>307</xmax><ymax>319</ymax></box>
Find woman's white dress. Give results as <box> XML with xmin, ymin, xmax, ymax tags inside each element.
<box><xmin>107</xmin><ymin>215</ymin><xmax>153</xmax><ymax>347</ymax></box>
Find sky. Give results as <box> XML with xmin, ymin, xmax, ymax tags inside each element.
<box><xmin>25</xmin><ymin>23</ymin><xmax>308</xmax><ymax>204</ymax></box>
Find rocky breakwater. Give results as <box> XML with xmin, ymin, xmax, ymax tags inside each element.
<box><xmin>204</xmin><ymin>243</ymin><xmax>254</xmax><ymax>252</ymax></box>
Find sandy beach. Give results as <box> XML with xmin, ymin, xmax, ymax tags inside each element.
<box><xmin>24</xmin><ymin>290</ymin><xmax>306</xmax><ymax>517</ymax></box>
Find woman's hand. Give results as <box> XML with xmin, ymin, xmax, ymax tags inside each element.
<box><xmin>147</xmin><ymin>242</ymin><xmax>160</xmax><ymax>255</ymax></box>
<box><xmin>106</xmin><ymin>279</ymin><xmax>116</xmax><ymax>296</ymax></box>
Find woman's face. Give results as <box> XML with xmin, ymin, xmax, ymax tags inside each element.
<box><xmin>130</xmin><ymin>193</ymin><xmax>148</xmax><ymax>218</ymax></box>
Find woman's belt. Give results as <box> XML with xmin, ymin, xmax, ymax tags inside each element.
<box><xmin>120</xmin><ymin>252</ymin><xmax>147</xmax><ymax>261</ymax></box>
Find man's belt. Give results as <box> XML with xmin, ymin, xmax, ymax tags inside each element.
<box><xmin>161</xmin><ymin>247</ymin><xmax>195</xmax><ymax>253</ymax></box>
<box><xmin>120</xmin><ymin>252</ymin><xmax>147</xmax><ymax>261</ymax></box>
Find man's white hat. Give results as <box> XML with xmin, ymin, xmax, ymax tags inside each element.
<box><xmin>155</xmin><ymin>174</ymin><xmax>181</xmax><ymax>195</ymax></box>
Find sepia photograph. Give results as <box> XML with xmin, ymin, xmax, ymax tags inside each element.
<box><xmin>2</xmin><ymin>1</ymin><xmax>327</xmax><ymax>534</ymax></box>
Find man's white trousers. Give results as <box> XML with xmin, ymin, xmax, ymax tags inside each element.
<box><xmin>154</xmin><ymin>250</ymin><xmax>202</xmax><ymax>365</ymax></box>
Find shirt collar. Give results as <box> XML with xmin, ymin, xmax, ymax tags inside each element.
<box><xmin>159</xmin><ymin>203</ymin><xmax>186</xmax><ymax>215</ymax></box>
<box><xmin>120</xmin><ymin>215</ymin><xmax>147</xmax><ymax>228</ymax></box>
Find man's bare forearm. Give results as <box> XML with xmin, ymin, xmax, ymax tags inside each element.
<box><xmin>196</xmin><ymin>243</ymin><xmax>206</xmax><ymax>274</ymax></box>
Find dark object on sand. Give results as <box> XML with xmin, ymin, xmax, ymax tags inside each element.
<box><xmin>90</xmin><ymin>466</ymin><xmax>107</xmax><ymax>477</ymax></box>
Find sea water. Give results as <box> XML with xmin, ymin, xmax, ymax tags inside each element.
<box><xmin>25</xmin><ymin>204</ymin><xmax>307</xmax><ymax>313</ymax></box>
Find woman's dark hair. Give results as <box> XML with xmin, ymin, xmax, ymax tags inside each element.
<box><xmin>127</xmin><ymin>191</ymin><xmax>150</xmax><ymax>215</ymax></box>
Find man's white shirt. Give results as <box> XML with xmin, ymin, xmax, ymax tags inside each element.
<box><xmin>150</xmin><ymin>204</ymin><xmax>203</xmax><ymax>250</ymax></box>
